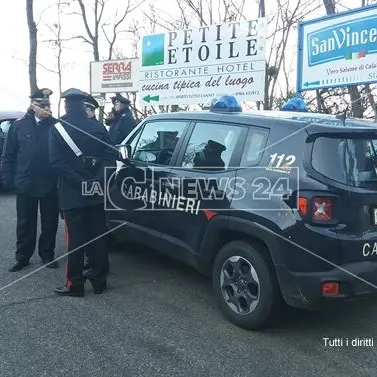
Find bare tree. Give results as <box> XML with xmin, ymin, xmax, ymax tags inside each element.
<box><xmin>360</xmin><ymin>0</ymin><xmax>377</xmax><ymax>121</ymax></box>
<box><xmin>141</xmin><ymin>0</ymin><xmax>323</xmax><ymax>112</ymax></box>
<box><xmin>40</xmin><ymin>1</ymin><xmax>70</xmax><ymax>116</ymax></box>
<box><xmin>35</xmin><ymin>1</ymin><xmax>83</xmax><ymax>116</ymax></box>
<box><xmin>53</xmin><ymin>1</ymin><xmax>64</xmax><ymax>116</ymax></box>
<box><xmin>70</xmin><ymin>0</ymin><xmax>144</xmax><ymax>120</ymax></box>
<box><xmin>320</xmin><ymin>0</ymin><xmax>376</xmax><ymax>119</ymax></box>
<box><xmin>26</xmin><ymin>0</ymin><xmax>38</xmax><ymax>94</ymax></box>
<box><xmin>140</xmin><ymin>0</ymin><xmax>248</xmax><ymax>113</ymax></box>
<box><xmin>264</xmin><ymin>0</ymin><xmax>324</xmax><ymax>110</ymax></box>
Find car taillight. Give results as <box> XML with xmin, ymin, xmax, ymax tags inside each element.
<box><xmin>312</xmin><ymin>197</ymin><xmax>333</xmax><ymax>221</ymax></box>
<box><xmin>298</xmin><ymin>197</ymin><xmax>308</xmax><ymax>216</ymax></box>
<box><xmin>322</xmin><ymin>282</ymin><xmax>339</xmax><ymax>296</ymax></box>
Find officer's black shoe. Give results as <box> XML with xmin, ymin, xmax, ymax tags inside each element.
<box><xmin>54</xmin><ymin>285</ymin><xmax>84</xmax><ymax>297</ymax></box>
<box><xmin>9</xmin><ymin>260</ymin><xmax>29</xmax><ymax>272</ymax></box>
<box><xmin>90</xmin><ymin>281</ymin><xmax>107</xmax><ymax>295</ymax></box>
<box><xmin>42</xmin><ymin>259</ymin><xmax>58</xmax><ymax>269</ymax></box>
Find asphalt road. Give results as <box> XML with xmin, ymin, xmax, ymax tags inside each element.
<box><xmin>0</xmin><ymin>193</ymin><xmax>376</xmax><ymax>377</ymax></box>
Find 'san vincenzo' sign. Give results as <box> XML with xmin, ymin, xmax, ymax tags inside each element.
<box><xmin>139</xmin><ymin>19</ymin><xmax>267</xmax><ymax>106</ymax></box>
<box><xmin>90</xmin><ymin>58</ymin><xmax>139</xmax><ymax>94</ymax></box>
<box><xmin>297</xmin><ymin>4</ymin><xmax>377</xmax><ymax>92</ymax></box>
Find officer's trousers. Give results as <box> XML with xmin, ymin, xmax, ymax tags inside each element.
<box><xmin>16</xmin><ymin>193</ymin><xmax>59</xmax><ymax>263</ymax></box>
<box><xmin>63</xmin><ymin>204</ymin><xmax>108</xmax><ymax>288</ymax></box>
<box><xmin>84</xmin><ymin>211</ymin><xmax>110</xmax><ymax>271</ymax></box>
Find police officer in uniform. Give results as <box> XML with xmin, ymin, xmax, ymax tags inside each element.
<box><xmin>1</xmin><ymin>88</ymin><xmax>60</xmax><ymax>271</ymax></box>
<box><xmin>49</xmin><ymin>88</ymin><xmax>117</xmax><ymax>297</ymax></box>
<box><xmin>83</xmin><ymin>92</ymin><xmax>112</xmax><ymax>268</ymax></box>
<box><xmin>83</xmin><ymin>95</ymin><xmax>99</xmax><ymax>121</ymax></box>
<box><xmin>108</xmin><ymin>93</ymin><xmax>137</xmax><ymax>145</ymax></box>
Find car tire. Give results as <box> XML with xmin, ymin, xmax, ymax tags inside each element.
<box><xmin>212</xmin><ymin>240</ymin><xmax>281</xmax><ymax>330</ymax></box>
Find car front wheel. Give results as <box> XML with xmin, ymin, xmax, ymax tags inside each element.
<box><xmin>212</xmin><ymin>240</ymin><xmax>281</xmax><ymax>330</ymax></box>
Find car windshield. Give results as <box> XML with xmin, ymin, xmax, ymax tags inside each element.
<box><xmin>311</xmin><ymin>136</ymin><xmax>377</xmax><ymax>189</ymax></box>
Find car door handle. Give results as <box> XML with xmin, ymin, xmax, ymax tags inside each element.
<box><xmin>160</xmin><ymin>181</ymin><xmax>180</xmax><ymax>189</ymax></box>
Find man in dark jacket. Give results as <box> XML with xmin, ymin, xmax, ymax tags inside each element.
<box><xmin>49</xmin><ymin>88</ymin><xmax>117</xmax><ymax>297</ymax></box>
<box><xmin>1</xmin><ymin>88</ymin><xmax>60</xmax><ymax>272</ymax></box>
<box><xmin>108</xmin><ymin>93</ymin><xmax>137</xmax><ymax>145</ymax></box>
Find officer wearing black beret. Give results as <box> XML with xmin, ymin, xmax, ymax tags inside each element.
<box><xmin>49</xmin><ymin>88</ymin><xmax>117</xmax><ymax>297</ymax></box>
<box><xmin>108</xmin><ymin>93</ymin><xmax>137</xmax><ymax>145</ymax></box>
<box><xmin>1</xmin><ymin>88</ymin><xmax>60</xmax><ymax>271</ymax></box>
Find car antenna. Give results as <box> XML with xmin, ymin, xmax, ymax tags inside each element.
<box><xmin>336</xmin><ymin>105</ymin><xmax>348</xmax><ymax>127</ymax></box>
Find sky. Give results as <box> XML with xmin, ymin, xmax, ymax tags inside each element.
<box><xmin>0</xmin><ymin>0</ymin><xmax>366</xmax><ymax>115</ymax></box>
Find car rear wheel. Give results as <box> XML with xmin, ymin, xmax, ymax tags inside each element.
<box><xmin>212</xmin><ymin>240</ymin><xmax>281</xmax><ymax>330</ymax></box>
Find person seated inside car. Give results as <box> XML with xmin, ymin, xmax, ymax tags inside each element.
<box><xmin>193</xmin><ymin>140</ymin><xmax>226</xmax><ymax>170</ymax></box>
<box><xmin>141</xmin><ymin>131</ymin><xmax>179</xmax><ymax>164</ymax></box>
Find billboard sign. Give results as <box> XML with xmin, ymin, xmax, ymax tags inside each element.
<box><xmin>138</xmin><ymin>19</ymin><xmax>267</xmax><ymax>106</ymax></box>
<box><xmin>90</xmin><ymin>58</ymin><xmax>139</xmax><ymax>94</ymax></box>
<box><xmin>297</xmin><ymin>4</ymin><xmax>377</xmax><ymax>92</ymax></box>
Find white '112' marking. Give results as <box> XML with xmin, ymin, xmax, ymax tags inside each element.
<box><xmin>268</xmin><ymin>153</ymin><xmax>296</xmax><ymax>171</ymax></box>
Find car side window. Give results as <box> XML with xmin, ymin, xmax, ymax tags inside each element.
<box><xmin>0</xmin><ymin>120</ymin><xmax>13</xmax><ymax>135</ymax></box>
<box><xmin>181</xmin><ymin>122</ymin><xmax>243</xmax><ymax>170</ymax></box>
<box><xmin>132</xmin><ymin>120</ymin><xmax>187</xmax><ymax>165</ymax></box>
<box><xmin>240</xmin><ymin>127</ymin><xmax>269</xmax><ymax>166</ymax></box>
<box><xmin>128</xmin><ymin>127</ymin><xmax>142</xmax><ymax>154</ymax></box>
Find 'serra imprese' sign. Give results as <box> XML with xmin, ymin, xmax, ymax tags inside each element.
<box><xmin>90</xmin><ymin>58</ymin><xmax>139</xmax><ymax>93</ymax></box>
<box><xmin>297</xmin><ymin>4</ymin><xmax>377</xmax><ymax>91</ymax></box>
<box><xmin>139</xmin><ymin>19</ymin><xmax>267</xmax><ymax>106</ymax></box>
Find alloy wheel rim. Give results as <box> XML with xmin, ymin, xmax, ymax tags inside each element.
<box><xmin>220</xmin><ymin>256</ymin><xmax>260</xmax><ymax>315</ymax></box>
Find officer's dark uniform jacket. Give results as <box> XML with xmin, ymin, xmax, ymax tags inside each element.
<box><xmin>49</xmin><ymin>103</ymin><xmax>117</xmax><ymax>211</ymax></box>
<box><xmin>1</xmin><ymin>110</ymin><xmax>58</xmax><ymax>197</ymax></box>
<box><xmin>108</xmin><ymin>108</ymin><xmax>137</xmax><ymax>145</ymax></box>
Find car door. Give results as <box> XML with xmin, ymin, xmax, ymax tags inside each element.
<box><xmin>109</xmin><ymin>118</ymin><xmax>190</xmax><ymax>246</ymax></box>
<box><xmin>159</xmin><ymin>120</ymin><xmax>247</xmax><ymax>256</ymax></box>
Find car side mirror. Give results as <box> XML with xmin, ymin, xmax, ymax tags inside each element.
<box><xmin>116</xmin><ymin>144</ymin><xmax>132</xmax><ymax>162</ymax></box>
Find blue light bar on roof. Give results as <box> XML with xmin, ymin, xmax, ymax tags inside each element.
<box><xmin>281</xmin><ymin>97</ymin><xmax>308</xmax><ymax>112</ymax></box>
<box><xmin>210</xmin><ymin>95</ymin><xmax>242</xmax><ymax>113</ymax></box>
